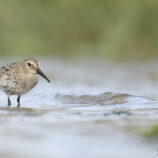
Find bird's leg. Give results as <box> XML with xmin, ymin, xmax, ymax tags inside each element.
<box><xmin>8</xmin><ymin>97</ymin><xmax>11</xmax><ymax>107</ymax></box>
<box><xmin>17</xmin><ymin>95</ymin><xmax>21</xmax><ymax>108</ymax></box>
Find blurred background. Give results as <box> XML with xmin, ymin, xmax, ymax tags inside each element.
<box><xmin>0</xmin><ymin>0</ymin><xmax>158</xmax><ymax>60</ymax></box>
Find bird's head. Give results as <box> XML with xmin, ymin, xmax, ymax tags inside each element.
<box><xmin>23</xmin><ymin>58</ymin><xmax>50</xmax><ymax>83</ymax></box>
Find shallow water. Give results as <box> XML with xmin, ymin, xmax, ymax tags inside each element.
<box><xmin>0</xmin><ymin>58</ymin><xmax>158</xmax><ymax>158</ymax></box>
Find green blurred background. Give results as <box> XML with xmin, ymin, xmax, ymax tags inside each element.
<box><xmin>0</xmin><ymin>0</ymin><xmax>158</xmax><ymax>60</ymax></box>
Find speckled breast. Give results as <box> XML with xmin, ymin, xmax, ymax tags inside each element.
<box><xmin>0</xmin><ymin>76</ymin><xmax>38</xmax><ymax>96</ymax></box>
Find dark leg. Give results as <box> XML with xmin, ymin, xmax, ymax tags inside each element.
<box><xmin>17</xmin><ymin>95</ymin><xmax>21</xmax><ymax>108</ymax></box>
<box><xmin>8</xmin><ymin>97</ymin><xmax>11</xmax><ymax>107</ymax></box>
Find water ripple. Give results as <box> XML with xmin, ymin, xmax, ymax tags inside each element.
<box><xmin>55</xmin><ymin>92</ymin><xmax>158</xmax><ymax>106</ymax></box>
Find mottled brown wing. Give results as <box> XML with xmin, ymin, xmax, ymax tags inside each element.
<box><xmin>0</xmin><ymin>62</ymin><xmax>17</xmax><ymax>79</ymax></box>
<box><xmin>0</xmin><ymin>62</ymin><xmax>21</xmax><ymax>93</ymax></box>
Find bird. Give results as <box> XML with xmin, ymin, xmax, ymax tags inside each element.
<box><xmin>0</xmin><ymin>58</ymin><xmax>50</xmax><ymax>107</ymax></box>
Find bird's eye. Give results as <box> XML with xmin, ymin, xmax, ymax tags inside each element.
<box><xmin>28</xmin><ymin>63</ymin><xmax>32</xmax><ymax>66</ymax></box>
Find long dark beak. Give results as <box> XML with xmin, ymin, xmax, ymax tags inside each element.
<box><xmin>36</xmin><ymin>68</ymin><xmax>50</xmax><ymax>83</ymax></box>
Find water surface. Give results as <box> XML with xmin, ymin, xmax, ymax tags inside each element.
<box><xmin>0</xmin><ymin>59</ymin><xmax>158</xmax><ymax>158</ymax></box>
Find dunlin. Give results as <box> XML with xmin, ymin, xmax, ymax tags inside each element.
<box><xmin>0</xmin><ymin>58</ymin><xmax>50</xmax><ymax>107</ymax></box>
